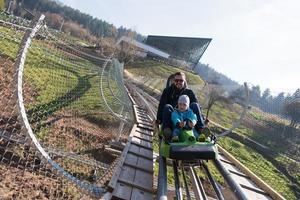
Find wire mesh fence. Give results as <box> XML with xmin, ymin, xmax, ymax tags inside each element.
<box><xmin>203</xmin><ymin>83</ymin><xmax>300</xmax><ymax>200</ymax></box>
<box><xmin>125</xmin><ymin>59</ymin><xmax>299</xmax><ymax>199</ymax></box>
<box><xmin>1</xmin><ymin>12</ymin><xmax>134</xmax><ymax>199</ymax></box>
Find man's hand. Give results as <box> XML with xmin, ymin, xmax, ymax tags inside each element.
<box><xmin>204</xmin><ymin>118</ymin><xmax>210</xmax><ymax>126</ymax></box>
<box><xmin>154</xmin><ymin>119</ymin><xmax>161</xmax><ymax>126</ymax></box>
<box><xmin>179</xmin><ymin>121</ymin><xmax>186</xmax><ymax>128</ymax></box>
<box><xmin>188</xmin><ymin>120</ymin><xmax>195</xmax><ymax>128</ymax></box>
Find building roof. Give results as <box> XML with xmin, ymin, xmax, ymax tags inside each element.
<box><xmin>146</xmin><ymin>35</ymin><xmax>212</xmax><ymax>66</ymax></box>
<box><xmin>116</xmin><ymin>36</ymin><xmax>170</xmax><ymax>59</ymax></box>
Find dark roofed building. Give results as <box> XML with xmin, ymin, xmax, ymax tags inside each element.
<box><xmin>146</xmin><ymin>35</ymin><xmax>211</xmax><ymax>69</ymax></box>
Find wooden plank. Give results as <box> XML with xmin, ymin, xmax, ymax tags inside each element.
<box><xmin>129</xmin><ymin>125</ymin><xmax>138</xmax><ymax>137</ymax></box>
<box><xmin>131</xmin><ymin>137</ymin><xmax>152</xmax><ymax>150</ymax></box>
<box><xmin>137</xmin><ymin>124</ymin><xmax>154</xmax><ymax>131</ymax></box>
<box><xmin>137</xmin><ymin>157</ymin><xmax>153</xmax><ymax>172</ymax></box>
<box><xmin>137</xmin><ymin>114</ymin><xmax>151</xmax><ymax>121</ymax></box>
<box><xmin>229</xmin><ymin>169</ymin><xmax>249</xmax><ymax>179</ymax></box>
<box><xmin>139</xmin><ymin>148</ymin><xmax>153</xmax><ymax>160</ymax></box>
<box><xmin>127</xmin><ymin>150</ymin><xmax>153</xmax><ymax>161</ymax></box>
<box><xmin>133</xmin><ymin>135</ymin><xmax>152</xmax><ymax>143</ymax></box>
<box><xmin>137</xmin><ymin>120</ymin><xmax>153</xmax><ymax>126</ymax></box>
<box><xmin>221</xmin><ymin>160</ymin><xmax>243</xmax><ymax>175</ymax></box>
<box><xmin>137</xmin><ymin>119</ymin><xmax>152</xmax><ymax>125</ymax></box>
<box><xmin>136</xmin><ymin>110</ymin><xmax>149</xmax><ymax>116</ymax></box>
<box><xmin>128</xmin><ymin>144</ymin><xmax>153</xmax><ymax>160</ymax></box>
<box><xmin>119</xmin><ymin>165</ymin><xmax>136</xmax><ymax>182</ymax></box>
<box><xmin>108</xmin><ymin>125</ymin><xmax>137</xmax><ymax>191</ymax></box>
<box><xmin>141</xmin><ymin>139</ymin><xmax>152</xmax><ymax>148</ymax></box>
<box><xmin>124</xmin><ymin>153</ymin><xmax>138</xmax><ymax>167</ymax></box>
<box><xmin>136</xmin><ymin>116</ymin><xmax>152</xmax><ymax>122</ymax></box>
<box><xmin>136</xmin><ymin>110</ymin><xmax>150</xmax><ymax>115</ymax></box>
<box><xmin>135</xmin><ymin>108</ymin><xmax>147</xmax><ymax>113</ymax></box>
<box><xmin>133</xmin><ymin>131</ymin><xmax>152</xmax><ymax>141</ymax></box>
<box><xmin>230</xmin><ymin>172</ymin><xmax>266</xmax><ymax>194</ymax></box>
<box><xmin>134</xmin><ymin>105</ymin><xmax>146</xmax><ymax>111</ymax></box>
<box><xmin>128</xmin><ymin>144</ymin><xmax>140</xmax><ymax>155</ymax></box>
<box><xmin>112</xmin><ymin>182</ymin><xmax>132</xmax><ymax>200</ymax></box>
<box><xmin>131</xmin><ymin>188</ymin><xmax>153</xmax><ymax>200</ymax></box>
<box><xmin>136</xmin><ymin>127</ymin><xmax>153</xmax><ymax>134</ymax></box>
<box><xmin>136</xmin><ymin>112</ymin><xmax>150</xmax><ymax>118</ymax></box>
<box><xmin>135</xmin><ymin>129</ymin><xmax>153</xmax><ymax>137</ymax></box>
<box><xmin>241</xmin><ymin>184</ymin><xmax>269</xmax><ymax>196</ymax></box>
<box><xmin>133</xmin><ymin>170</ymin><xmax>153</xmax><ymax>191</ymax></box>
<box><xmin>241</xmin><ymin>186</ymin><xmax>272</xmax><ymax>200</ymax></box>
<box><xmin>218</xmin><ymin>146</ymin><xmax>285</xmax><ymax>200</ymax></box>
<box><xmin>118</xmin><ymin>178</ymin><xmax>153</xmax><ymax>194</ymax></box>
<box><xmin>138</xmin><ymin>122</ymin><xmax>154</xmax><ymax>128</ymax></box>
<box><xmin>124</xmin><ymin>162</ymin><xmax>153</xmax><ymax>173</ymax></box>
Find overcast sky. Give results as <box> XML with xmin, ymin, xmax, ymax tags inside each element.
<box><xmin>60</xmin><ymin>0</ymin><xmax>300</xmax><ymax>95</ymax></box>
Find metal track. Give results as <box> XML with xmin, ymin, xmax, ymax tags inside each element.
<box><xmin>106</xmin><ymin>87</ymin><xmax>155</xmax><ymax>200</ymax></box>
<box><xmin>134</xmin><ymin>87</ymin><xmax>285</xmax><ymax>200</ymax></box>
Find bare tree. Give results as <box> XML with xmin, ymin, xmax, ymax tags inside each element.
<box><xmin>115</xmin><ymin>31</ymin><xmax>139</xmax><ymax>64</ymax></box>
<box><xmin>205</xmin><ymin>83</ymin><xmax>232</xmax><ymax>119</ymax></box>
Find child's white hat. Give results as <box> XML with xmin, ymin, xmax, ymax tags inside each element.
<box><xmin>178</xmin><ymin>95</ymin><xmax>190</xmax><ymax>106</ymax></box>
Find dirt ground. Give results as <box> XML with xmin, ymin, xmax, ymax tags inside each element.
<box><xmin>0</xmin><ymin>164</ymin><xmax>88</xmax><ymax>200</ymax></box>
<box><xmin>0</xmin><ymin>54</ymin><xmax>128</xmax><ymax>199</ymax></box>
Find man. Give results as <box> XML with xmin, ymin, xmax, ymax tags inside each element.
<box><xmin>156</xmin><ymin>72</ymin><xmax>205</xmax><ymax>140</ymax></box>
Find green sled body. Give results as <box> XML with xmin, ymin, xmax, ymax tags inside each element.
<box><xmin>160</xmin><ymin>128</ymin><xmax>217</xmax><ymax>160</ymax></box>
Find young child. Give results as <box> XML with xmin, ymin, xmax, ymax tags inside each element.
<box><xmin>171</xmin><ymin>95</ymin><xmax>199</xmax><ymax>142</ymax></box>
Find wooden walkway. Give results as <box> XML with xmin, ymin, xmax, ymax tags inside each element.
<box><xmin>217</xmin><ymin>146</ymin><xmax>285</xmax><ymax>200</ymax></box>
<box><xmin>108</xmin><ymin>105</ymin><xmax>154</xmax><ymax>200</ymax></box>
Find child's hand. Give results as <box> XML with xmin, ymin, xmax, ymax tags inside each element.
<box><xmin>179</xmin><ymin>121</ymin><xmax>186</xmax><ymax>128</ymax></box>
<box><xmin>188</xmin><ymin>121</ymin><xmax>195</xmax><ymax>128</ymax></box>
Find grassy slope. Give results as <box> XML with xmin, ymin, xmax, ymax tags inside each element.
<box><xmin>126</xmin><ymin>59</ymin><xmax>299</xmax><ymax>199</ymax></box>
<box><xmin>0</xmin><ymin>24</ymin><xmax>122</xmax><ymax>184</ymax></box>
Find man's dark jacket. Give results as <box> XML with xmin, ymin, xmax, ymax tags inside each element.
<box><xmin>156</xmin><ymin>84</ymin><xmax>198</xmax><ymax>122</ymax></box>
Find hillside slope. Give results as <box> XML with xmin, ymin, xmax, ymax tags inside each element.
<box><xmin>125</xmin><ymin>59</ymin><xmax>300</xmax><ymax>200</ymax></box>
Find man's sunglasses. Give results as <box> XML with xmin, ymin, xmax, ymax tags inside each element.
<box><xmin>175</xmin><ymin>79</ymin><xmax>184</xmax><ymax>83</ymax></box>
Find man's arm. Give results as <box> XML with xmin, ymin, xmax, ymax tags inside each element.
<box><xmin>189</xmin><ymin>89</ymin><xmax>198</xmax><ymax>103</ymax></box>
<box><xmin>156</xmin><ymin>88</ymin><xmax>168</xmax><ymax>123</ymax></box>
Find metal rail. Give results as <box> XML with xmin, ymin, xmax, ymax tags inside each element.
<box><xmin>15</xmin><ymin>14</ymin><xmax>105</xmax><ymax>197</ymax></box>
<box><xmin>202</xmin><ymin>161</ymin><xmax>225</xmax><ymax>200</ymax></box>
<box><xmin>45</xmin><ymin>147</ymin><xmax>109</xmax><ymax>170</ymax></box>
<box><xmin>107</xmin><ymin>86</ymin><xmax>154</xmax><ymax>200</ymax></box>
<box><xmin>135</xmin><ymin>86</ymin><xmax>284</xmax><ymax>200</ymax></box>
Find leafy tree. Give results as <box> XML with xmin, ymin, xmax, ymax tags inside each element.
<box><xmin>249</xmin><ymin>85</ymin><xmax>261</xmax><ymax>106</ymax></box>
<box><xmin>283</xmin><ymin>98</ymin><xmax>300</xmax><ymax>127</ymax></box>
<box><xmin>293</xmin><ymin>88</ymin><xmax>300</xmax><ymax>98</ymax></box>
<box><xmin>260</xmin><ymin>88</ymin><xmax>273</xmax><ymax>111</ymax></box>
<box><xmin>262</xmin><ymin>88</ymin><xmax>271</xmax><ymax>100</ymax></box>
<box><xmin>273</xmin><ymin>92</ymin><xmax>285</xmax><ymax>114</ymax></box>
<box><xmin>20</xmin><ymin>0</ymin><xmax>145</xmax><ymax>41</ymax></box>
<box><xmin>230</xmin><ymin>85</ymin><xmax>248</xmax><ymax>106</ymax></box>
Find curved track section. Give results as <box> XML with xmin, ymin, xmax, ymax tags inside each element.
<box><xmin>15</xmin><ymin>15</ymin><xmax>104</xmax><ymax>197</ymax></box>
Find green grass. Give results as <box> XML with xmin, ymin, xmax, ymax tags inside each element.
<box><xmin>218</xmin><ymin>137</ymin><xmax>299</xmax><ymax>199</ymax></box>
<box><xmin>1</xmin><ymin>24</ymin><xmax>124</xmax><ymax>149</ymax></box>
<box><xmin>0</xmin><ymin>26</ymin><xmax>23</xmax><ymax>59</ymax></box>
<box><xmin>2</xmin><ymin>20</ymin><xmax>298</xmax><ymax>199</ymax></box>
<box><xmin>127</xmin><ymin>59</ymin><xmax>299</xmax><ymax>199</ymax></box>
<box><xmin>126</xmin><ymin>60</ymin><xmax>204</xmax><ymax>92</ymax></box>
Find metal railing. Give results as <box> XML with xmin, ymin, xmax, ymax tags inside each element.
<box><xmin>0</xmin><ymin>12</ymin><xmax>134</xmax><ymax>199</ymax></box>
